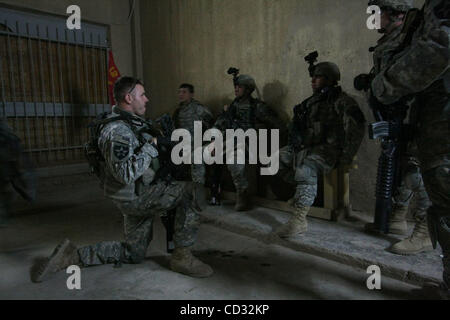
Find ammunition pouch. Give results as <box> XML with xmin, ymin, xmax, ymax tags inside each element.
<box><xmin>427</xmin><ymin>206</ymin><xmax>450</xmax><ymax>250</ymax></box>
<box><xmin>428</xmin><ymin>206</ymin><xmax>440</xmax><ymax>249</ymax></box>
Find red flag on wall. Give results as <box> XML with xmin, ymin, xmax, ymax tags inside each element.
<box><xmin>107</xmin><ymin>50</ymin><xmax>121</xmax><ymax>106</ymax></box>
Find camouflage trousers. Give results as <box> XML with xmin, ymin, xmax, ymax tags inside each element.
<box><xmin>422</xmin><ymin>163</ymin><xmax>450</xmax><ymax>287</ymax></box>
<box><xmin>77</xmin><ymin>180</ymin><xmax>199</xmax><ymax>266</ymax></box>
<box><xmin>225</xmin><ymin>143</ymin><xmax>251</xmax><ymax>193</ymax></box>
<box><xmin>191</xmin><ymin>151</ymin><xmax>206</xmax><ymax>185</ymax></box>
<box><xmin>227</xmin><ymin>163</ymin><xmax>248</xmax><ymax>193</ymax></box>
<box><xmin>182</xmin><ymin>144</ymin><xmax>206</xmax><ymax>185</ymax></box>
<box><xmin>278</xmin><ymin>146</ymin><xmax>334</xmax><ymax>209</ymax></box>
<box><xmin>394</xmin><ymin>158</ymin><xmax>431</xmax><ymax>221</ymax></box>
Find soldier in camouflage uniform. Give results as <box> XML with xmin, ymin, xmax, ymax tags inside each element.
<box><xmin>0</xmin><ymin>119</ymin><xmax>18</xmax><ymax>227</ymax></box>
<box><xmin>31</xmin><ymin>77</ymin><xmax>213</xmax><ymax>283</ymax></box>
<box><xmin>173</xmin><ymin>84</ymin><xmax>213</xmax><ymax>209</ymax></box>
<box><xmin>213</xmin><ymin>74</ymin><xmax>284</xmax><ymax>211</ymax></box>
<box><xmin>0</xmin><ymin>119</ymin><xmax>36</xmax><ymax>227</ymax></box>
<box><xmin>274</xmin><ymin>62</ymin><xmax>365</xmax><ymax>239</ymax></box>
<box><xmin>362</xmin><ymin>0</ymin><xmax>433</xmax><ymax>256</ymax></box>
<box><xmin>366</xmin><ymin>0</ymin><xmax>449</xmax><ymax>297</ymax></box>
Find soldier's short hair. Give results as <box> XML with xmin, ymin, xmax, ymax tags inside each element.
<box><xmin>179</xmin><ymin>83</ymin><xmax>195</xmax><ymax>93</ymax></box>
<box><xmin>114</xmin><ymin>77</ymin><xmax>144</xmax><ymax>103</ymax></box>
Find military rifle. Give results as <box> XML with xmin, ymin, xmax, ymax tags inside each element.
<box><xmin>353</xmin><ymin>7</ymin><xmax>423</xmax><ymax>234</ymax></box>
<box><xmin>154</xmin><ymin>113</ymin><xmax>187</xmax><ymax>253</ymax></box>
<box><xmin>208</xmin><ymin>67</ymin><xmax>241</xmax><ymax>206</ymax></box>
<box><xmin>367</xmin><ymin>93</ymin><xmax>409</xmax><ymax>234</ymax></box>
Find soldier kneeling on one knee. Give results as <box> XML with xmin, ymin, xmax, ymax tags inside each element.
<box><xmin>31</xmin><ymin>77</ymin><xmax>213</xmax><ymax>283</ymax></box>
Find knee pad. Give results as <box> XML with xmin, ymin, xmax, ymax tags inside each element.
<box><xmin>295</xmin><ymin>164</ymin><xmax>317</xmax><ymax>185</ymax></box>
<box><xmin>403</xmin><ymin>169</ymin><xmax>423</xmax><ymax>191</ymax></box>
<box><xmin>393</xmin><ymin>185</ymin><xmax>414</xmax><ymax>205</ymax></box>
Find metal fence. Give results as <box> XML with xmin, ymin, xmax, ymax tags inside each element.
<box><xmin>0</xmin><ymin>6</ymin><xmax>110</xmax><ymax>167</ymax></box>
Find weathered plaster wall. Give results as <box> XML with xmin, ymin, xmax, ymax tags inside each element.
<box><xmin>140</xmin><ymin>0</ymin><xmax>392</xmax><ymax>212</ymax></box>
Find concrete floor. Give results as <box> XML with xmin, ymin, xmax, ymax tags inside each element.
<box><xmin>0</xmin><ymin>174</ymin><xmax>428</xmax><ymax>300</ymax></box>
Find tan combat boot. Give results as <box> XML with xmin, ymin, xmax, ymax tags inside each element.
<box><xmin>31</xmin><ymin>239</ymin><xmax>81</xmax><ymax>283</ymax></box>
<box><xmin>390</xmin><ymin>217</ymin><xmax>433</xmax><ymax>255</ymax></box>
<box><xmin>170</xmin><ymin>247</ymin><xmax>213</xmax><ymax>278</ymax></box>
<box><xmin>365</xmin><ymin>205</ymin><xmax>409</xmax><ymax>235</ymax></box>
<box><xmin>235</xmin><ymin>189</ymin><xmax>250</xmax><ymax>212</ymax></box>
<box><xmin>275</xmin><ymin>207</ymin><xmax>309</xmax><ymax>239</ymax></box>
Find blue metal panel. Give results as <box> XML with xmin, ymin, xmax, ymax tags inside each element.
<box><xmin>0</xmin><ymin>6</ymin><xmax>108</xmax><ymax>47</ymax></box>
<box><xmin>0</xmin><ymin>102</ymin><xmax>111</xmax><ymax>117</ymax></box>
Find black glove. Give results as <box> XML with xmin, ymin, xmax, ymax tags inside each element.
<box><xmin>156</xmin><ymin>135</ymin><xmax>176</xmax><ymax>149</ymax></box>
<box><xmin>354</xmin><ymin>74</ymin><xmax>373</xmax><ymax>92</ymax></box>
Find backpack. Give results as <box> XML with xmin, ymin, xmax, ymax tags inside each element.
<box><xmin>84</xmin><ymin>112</ymin><xmax>111</xmax><ymax>181</ymax></box>
<box><xmin>84</xmin><ymin>112</ymin><xmax>122</xmax><ymax>181</ymax></box>
<box><xmin>85</xmin><ymin>111</ymin><xmax>163</xmax><ymax>182</ymax></box>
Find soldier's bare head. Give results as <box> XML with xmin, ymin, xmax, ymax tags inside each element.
<box><xmin>178</xmin><ymin>84</ymin><xmax>194</xmax><ymax>104</ymax></box>
<box><xmin>114</xmin><ymin>77</ymin><xmax>149</xmax><ymax>117</ymax></box>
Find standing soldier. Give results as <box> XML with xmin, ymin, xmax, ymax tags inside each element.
<box><xmin>173</xmin><ymin>83</ymin><xmax>213</xmax><ymax>209</ymax></box>
<box><xmin>31</xmin><ymin>77</ymin><xmax>213</xmax><ymax>282</ymax></box>
<box><xmin>361</xmin><ymin>0</ymin><xmax>449</xmax><ymax>298</ymax></box>
<box><xmin>0</xmin><ymin>119</ymin><xmax>36</xmax><ymax>227</ymax></box>
<box><xmin>360</xmin><ymin>0</ymin><xmax>433</xmax><ymax>256</ymax></box>
<box><xmin>213</xmin><ymin>73</ymin><xmax>284</xmax><ymax>211</ymax></box>
<box><xmin>0</xmin><ymin>119</ymin><xmax>17</xmax><ymax>227</ymax></box>
<box><xmin>274</xmin><ymin>61</ymin><xmax>366</xmax><ymax>239</ymax></box>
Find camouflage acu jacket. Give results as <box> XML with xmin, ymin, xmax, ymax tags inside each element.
<box><xmin>370</xmin><ymin>0</ymin><xmax>450</xmax><ymax>169</ymax></box>
<box><xmin>173</xmin><ymin>99</ymin><xmax>213</xmax><ymax>134</ymax></box>
<box><xmin>98</xmin><ymin>106</ymin><xmax>159</xmax><ymax>202</ymax></box>
<box><xmin>290</xmin><ymin>86</ymin><xmax>365</xmax><ymax>167</ymax></box>
<box><xmin>371</xmin><ymin>0</ymin><xmax>449</xmax><ymax>104</ymax></box>
<box><xmin>214</xmin><ymin>96</ymin><xmax>284</xmax><ymax>132</ymax></box>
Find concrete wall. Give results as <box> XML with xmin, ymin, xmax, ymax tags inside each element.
<box><xmin>0</xmin><ymin>0</ymin><xmax>140</xmax><ymax>78</ymax></box>
<box><xmin>0</xmin><ymin>0</ymin><xmax>425</xmax><ymax>214</ymax></box>
<box><xmin>139</xmin><ymin>0</ymin><xmax>387</xmax><ymax>213</ymax></box>
<box><xmin>140</xmin><ymin>0</ymin><xmax>381</xmax><ymax>117</ymax></box>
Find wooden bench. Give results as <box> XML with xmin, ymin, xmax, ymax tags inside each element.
<box><xmin>221</xmin><ymin>161</ymin><xmax>357</xmax><ymax>221</ymax></box>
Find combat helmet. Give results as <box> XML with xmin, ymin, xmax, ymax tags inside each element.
<box><xmin>313</xmin><ymin>62</ymin><xmax>341</xmax><ymax>83</ymax></box>
<box><xmin>235</xmin><ymin>74</ymin><xmax>256</xmax><ymax>93</ymax></box>
<box><xmin>368</xmin><ymin>0</ymin><xmax>413</xmax><ymax>12</ymax></box>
